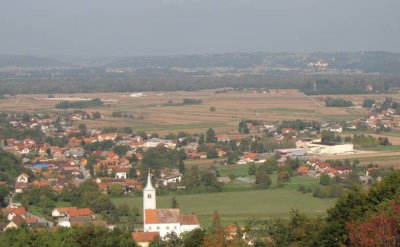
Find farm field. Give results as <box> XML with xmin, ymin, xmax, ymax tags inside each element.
<box><xmin>0</xmin><ymin>90</ymin><xmax>377</xmax><ymax>135</ymax></box>
<box><xmin>112</xmin><ymin>188</ymin><xmax>336</xmax><ymax>227</ymax></box>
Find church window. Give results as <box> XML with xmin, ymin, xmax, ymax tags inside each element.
<box><xmin>147</xmin><ymin>194</ymin><xmax>151</xmax><ymax>199</ymax></box>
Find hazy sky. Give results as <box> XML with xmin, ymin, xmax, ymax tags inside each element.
<box><xmin>1</xmin><ymin>0</ymin><xmax>399</xmax><ymax>58</ymax></box>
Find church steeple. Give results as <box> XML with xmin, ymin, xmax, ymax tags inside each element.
<box><xmin>143</xmin><ymin>171</ymin><xmax>156</xmax><ymax>223</ymax></box>
<box><xmin>144</xmin><ymin>171</ymin><xmax>155</xmax><ymax>190</ymax></box>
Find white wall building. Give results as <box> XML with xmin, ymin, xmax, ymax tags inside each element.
<box><xmin>143</xmin><ymin>173</ymin><xmax>200</xmax><ymax>238</ymax></box>
<box><xmin>305</xmin><ymin>142</ymin><xmax>353</xmax><ymax>155</ymax></box>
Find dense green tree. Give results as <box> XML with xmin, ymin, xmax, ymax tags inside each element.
<box><xmin>0</xmin><ymin>185</ymin><xmax>11</xmax><ymax>208</ymax></box>
<box><xmin>266</xmin><ymin>210</ymin><xmax>324</xmax><ymax>247</ymax></box>
<box><xmin>206</xmin><ymin>148</ymin><xmax>218</xmax><ymax>159</ymax></box>
<box><xmin>178</xmin><ymin>159</ymin><xmax>185</xmax><ymax>174</ymax></box>
<box><xmin>182</xmin><ymin>228</ymin><xmax>205</xmax><ymax>247</ymax></box>
<box><xmin>320</xmin><ymin>173</ymin><xmax>331</xmax><ymax>185</ymax></box>
<box><xmin>206</xmin><ymin>128</ymin><xmax>217</xmax><ymax>143</ymax></box>
<box><xmin>319</xmin><ymin>187</ymin><xmax>368</xmax><ymax>246</ymax></box>
<box><xmin>92</xmin><ymin>111</ymin><xmax>101</xmax><ymax>119</ymax></box>
<box><xmin>198</xmin><ymin>134</ymin><xmax>205</xmax><ymax>145</ymax></box>
<box><xmin>248</xmin><ymin>164</ymin><xmax>257</xmax><ymax>175</ymax></box>
<box><xmin>171</xmin><ymin>197</ymin><xmax>179</xmax><ymax>208</ymax></box>
<box><xmin>255</xmin><ymin>165</ymin><xmax>272</xmax><ymax>189</ymax></box>
<box><xmin>113</xmin><ymin>145</ymin><xmax>130</xmax><ymax>157</ymax></box>
<box><xmin>277</xmin><ymin>171</ymin><xmax>290</xmax><ymax>186</ymax></box>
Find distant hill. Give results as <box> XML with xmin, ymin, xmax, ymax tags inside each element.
<box><xmin>106</xmin><ymin>53</ymin><xmax>266</xmax><ymax>69</ymax></box>
<box><xmin>106</xmin><ymin>51</ymin><xmax>400</xmax><ymax>73</ymax></box>
<box><xmin>0</xmin><ymin>55</ymin><xmax>65</xmax><ymax>67</ymax></box>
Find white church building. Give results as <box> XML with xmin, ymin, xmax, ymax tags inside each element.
<box><xmin>143</xmin><ymin>173</ymin><xmax>201</xmax><ymax>238</ymax></box>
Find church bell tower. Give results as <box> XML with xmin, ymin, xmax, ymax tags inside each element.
<box><xmin>143</xmin><ymin>172</ymin><xmax>156</xmax><ymax>222</ymax></box>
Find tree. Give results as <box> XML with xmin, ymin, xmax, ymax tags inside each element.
<box><xmin>0</xmin><ymin>185</ymin><xmax>10</xmax><ymax>207</ymax></box>
<box><xmin>178</xmin><ymin>159</ymin><xmax>185</xmax><ymax>174</ymax></box>
<box><xmin>348</xmin><ymin>197</ymin><xmax>400</xmax><ymax>247</ymax></box>
<box><xmin>267</xmin><ymin>210</ymin><xmax>323</xmax><ymax>247</ymax></box>
<box><xmin>198</xmin><ymin>134</ymin><xmax>205</xmax><ymax>145</ymax></box>
<box><xmin>255</xmin><ymin>165</ymin><xmax>272</xmax><ymax>189</ymax></box>
<box><xmin>320</xmin><ymin>173</ymin><xmax>331</xmax><ymax>185</ymax></box>
<box><xmin>209</xmin><ymin>106</ymin><xmax>216</xmax><ymax>112</ymax></box>
<box><xmin>149</xmin><ymin>236</ymin><xmax>166</xmax><ymax>247</ymax></box>
<box><xmin>362</xmin><ymin>99</ymin><xmax>375</xmax><ymax>108</ymax></box>
<box><xmin>277</xmin><ymin>171</ymin><xmax>290</xmax><ymax>186</ymax></box>
<box><xmin>171</xmin><ymin>197</ymin><xmax>179</xmax><ymax>208</ymax></box>
<box><xmin>182</xmin><ymin>228</ymin><xmax>205</xmax><ymax>247</ymax></box>
<box><xmin>321</xmin><ymin>130</ymin><xmax>335</xmax><ymax>144</ymax></box>
<box><xmin>113</xmin><ymin>145</ymin><xmax>130</xmax><ymax>156</ymax></box>
<box><xmin>92</xmin><ymin>111</ymin><xmax>101</xmax><ymax>119</ymax></box>
<box><xmin>211</xmin><ymin>211</ymin><xmax>222</xmax><ymax>231</ymax></box>
<box><xmin>248</xmin><ymin>164</ymin><xmax>257</xmax><ymax>175</ymax></box>
<box><xmin>239</xmin><ymin>121</ymin><xmax>249</xmax><ymax>134</ymax></box>
<box><xmin>206</xmin><ymin>128</ymin><xmax>217</xmax><ymax>143</ymax></box>
<box><xmin>206</xmin><ymin>148</ymin><xmax>218</xmax><ymax>159</ymax></box>
<box><xmin>182</xmin><ymin>166</ymin><xmax>201</xmax><ymax>190</ymax></box>
<box><xmin>109</xmin><ymin>184</ymin><xmax>124</xmax><ymax>197</ymax></box>
<box><xmin>227</xmin><ymin>152</ymin><xmax>239</xmax><ymax>165</ymax></box>
<box><xmin>22</xmin><ymin>113</ymin><xmax>30</xmax><ymax>123</ymax></box>
<box><xmin>319</xmin><ymin>187</ymin><xmax>368</xmax><ymax>246</ymax></box>
<box><xmin>122</xmin><ymin>127</ymin><xmax>133</xmax><ymax>134</ymax></box>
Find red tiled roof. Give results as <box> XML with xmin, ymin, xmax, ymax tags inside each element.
<box><xmin>132</xmin><ymin>232</ymin><xmax>159</xmax><ymax>242</ymax></box>
<box><xmin>243</xmin><ymin>153</ymin><xmax>257</xmax><ymax>159</ymax></box>
<box><xmin>297</xmin><ymin>166</ymin><xmax>310</xmax><ymax>174</ymax></box>
<box><xmin>3</xmin><ymin>207</ymin><xmax>26</xmax><ymax>216</ymax></box>
<box><xmin>180</xmin><ymin>214</ymin><xmax>200</xmax><ymax>225</ymax></box>
<box><xmin>145</xmin><ymin>209</ymin><xmax>180</xmax><ymax>224</ymax></box>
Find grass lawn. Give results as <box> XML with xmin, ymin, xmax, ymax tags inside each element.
<box><xmin>112</xmin><ymin>188</ymin><xmax>335</xmax><ymax>228</ymax></box>
<box><xmin>357</xmin><ymin>145</ymin><xmax>400</xmax><ymax>152</ymax></box>
<box><xmin>218</xmin><ymin>164</ymin><xmax>251</xmax><ymax>177</ymax></box>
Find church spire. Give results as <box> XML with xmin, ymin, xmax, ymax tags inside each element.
<box><xmin>144</xmin><ymin>170</ymin><xmax>155</xmax><ymax>191</ymax></box>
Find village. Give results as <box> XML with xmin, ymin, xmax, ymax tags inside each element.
<box><xmin>0</xmin><ymin>96</ymin><xmax>398</xmax><ymax>245</ymax></box>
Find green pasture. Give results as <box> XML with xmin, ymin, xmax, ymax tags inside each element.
<box><xmin>112</xmin><ymin>189</ymin><xmax>335</xmax><ymax>228</ymax></box>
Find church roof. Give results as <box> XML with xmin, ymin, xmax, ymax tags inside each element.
<box><xmin>180</xmin><ymin>214</ymin><xmax>200</xmax><ymax>225</ymax></box>
<box><xmin>145</xmin><ymin>209</ymin><xmax>180</xmax><ymax>224</ymax></box>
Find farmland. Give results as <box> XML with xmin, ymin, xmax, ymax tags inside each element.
<box><xmin>1</xmin><ymin>90</ymin><xmax>400</xmax><ymax>166</ymax></box>
<box><xmin>0</xmin><ymin>90</ymin><xmax>383</xmax><ymax>135</ymax></box>
<box><xmin>112</xmin><ymin>188</ymin><xmax>336</xmax><ymax>227</ymax></box>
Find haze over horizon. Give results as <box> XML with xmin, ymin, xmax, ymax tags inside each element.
<box><xmin>1</xmin><ymin>0</ymin><xmax>399</xmax><ymax>59</ymax></box>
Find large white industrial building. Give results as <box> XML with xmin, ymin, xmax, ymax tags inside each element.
<box><xmin>296</xmin><ymin>139</ymin><xmax>354</xmax><ymax>155</ymax></box>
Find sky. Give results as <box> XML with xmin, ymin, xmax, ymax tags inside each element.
<box><xmin>1</xmin><ymin>0</ymin><xmax>399</xmax><ymax>58</ymax></box>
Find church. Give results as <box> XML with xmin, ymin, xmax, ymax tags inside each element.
<box><xmin>143</xmin><ymin>172</ymin><xmax>201</xmax><ymax>238</ymax></box>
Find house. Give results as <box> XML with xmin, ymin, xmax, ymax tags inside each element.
<box><xmin>242</xmin><ymin>153</ymin><xmax>257</xmax><ymax>163</ymax></box>
<box><xmin>16</xmin><ymin>173</ymin><xmax>29</xmax><ymax>183</ymax></box>
<box><xmin>132</xmin><ymin>232</ymin><xmax>160</xmax><ymax>247</ymax></box>
<box><xmin>276</xmin><ymin>148</ymin><xmax>305</xmax><ymax>157</ymax></box>
<box><xmin>2</xmin><ymin>207</ymin><xmax>27</xmax><ymax>221</ymax></box>
<box><xmin>52</xmin><ymin>207</ymin><xmax>95</xmax><ymax>219</ymax></box>
<box><xmin>115</xmin><ymin>167</ymin><xmax>129</xmax><ymax>179</ymax></box>
<box><xmin>15</xmin><ymin>173</ymin><xmax>30</xmax><ymax>193</ymax></box>
<box><xmin>52</xmin><ymin>207</ymin><xmax>96</xmax><ymax>228</ymax></box>
<box><xmin>297</xmin><ymin>166</ymin><xmax>310</xmax><ymax>175</ymax></box>
<box><xmin>159</xmin><ymin>173</ymin><xmax>182</xmax><ymax>186</ymax></box>
<box><xmin>3</xmin><ymin>215</ymin><xmax>25</xmax><ymax>231</ymax></box>
<box><xmin>335</xmin><ymin>166</ymin><xmax>352</xmax><ymax>175</ymax></box>
<box><xmin>160</xmin><ymin>169</ymin><xmax>182</xmax><ymax>186</ymax></box>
